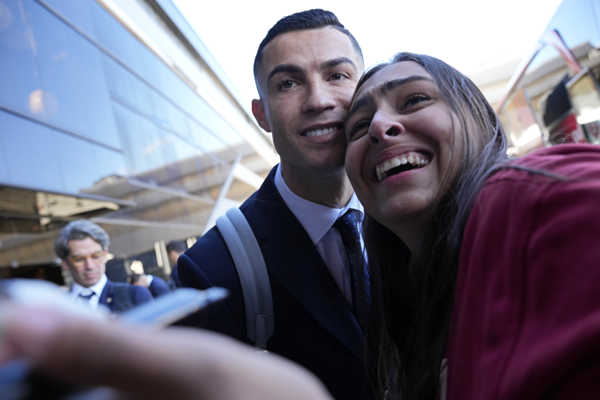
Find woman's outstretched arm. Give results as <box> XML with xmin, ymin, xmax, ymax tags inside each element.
<box><xmin>0</xmin><ymin>304</ymin><xmax>332</xmax><ymax>400</ymax></box>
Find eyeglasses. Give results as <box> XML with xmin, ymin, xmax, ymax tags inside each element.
<box><xmin>68</xmin><ymin>251</ymin><xmax>106</xmax><ymax>266</ymax></box>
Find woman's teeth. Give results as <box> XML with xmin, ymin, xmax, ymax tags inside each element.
<box><xmin>376</xmin><ymin>152</ymin><xmax>430</xmax><ymax>181</ymax></box>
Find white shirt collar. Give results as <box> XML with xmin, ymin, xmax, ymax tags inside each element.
<box><xmin>274</xmin><ymin>164</ymin><xmax>363</xmax><ymax>244</ymax></box>
<box><xmin>71</xmin><ymin>274</ymin><xmax>108</xmax><ymax>297</ymax></box>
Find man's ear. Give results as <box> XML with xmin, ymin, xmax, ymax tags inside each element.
<box><xmin>252</xmin><ymin>99</ymin><xmax>272</xmax><ymax>132</ymax></box>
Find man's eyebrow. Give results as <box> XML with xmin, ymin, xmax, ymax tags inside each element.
<box><xmin>267</xmin><ymin>64</ymin><xmax>302</xmax><ymax>82</ymax></box>
<box><xmin>266</xmin><ymin>57</ymin><xmax>357</xmax><ymax>83</ymax></box>
<box><xmin>71</xmin><ymin>250</ymin><xmax>103</xmax><ymax>256</ymax></box>
<box><xmin>348</xmin><ymin>75</ymin><xmax>434</xmax><ymax>117</ymax></box>
<box><xmin>321</xmin><ymin>57</ymin><xmax>357</xmax><ymax>71</ymax></box>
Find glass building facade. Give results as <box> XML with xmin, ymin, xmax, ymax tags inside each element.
<box><xmin>0</xmin><ymin>0</ymin><xmax>277</xmax><ymax>281</ymax></box>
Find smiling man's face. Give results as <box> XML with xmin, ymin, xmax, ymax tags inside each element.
<box><xmin>252</xmin><ymin>27</ymin><xmax>363</xmax><ymax>180</ymax></box>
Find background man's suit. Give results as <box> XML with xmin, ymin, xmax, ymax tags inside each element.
<box><xmin>148</xmin><ymin>276</ymin><xmax>170</xmax><ymax>298</ymax></box>
<box><xmin>178</xmin><ymin>166</ymin><xmax>369</xmax><ymax>400</ymax></box>
<box><xmin>98</xmin><ymin>280</ymin><xmax>152</xmax><ymax>313</ymax></box>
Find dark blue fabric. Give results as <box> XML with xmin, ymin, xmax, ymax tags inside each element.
<box><xmin>176</xmin><ymin>166</ymin><xmax>372</xmax><ymax>400</ymax></box>
<box><xmin>98</xmin><ymin>280</ymin><xmax>152</xmax><ymax>313</ymax></box>
<box><xmin>149</xmin><ymin>276</ymin><xmax>170</xmax><ymax>298</ymax></box>
<box><xmin>334</xmin><ymin>209</ymin><xmax>371</xmax><ymax>330</ymax></box>
<box><xmin>170</xmin><ymin>265</ymin><xmax>180</xmax><ymax>287</ymax></box>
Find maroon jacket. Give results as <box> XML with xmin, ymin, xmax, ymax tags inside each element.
<box><xmin>446</xmin><ymin>144</ymin><xmax>600</xmax><ymax>399</ymax></box>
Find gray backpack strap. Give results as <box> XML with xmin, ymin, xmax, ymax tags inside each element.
<box><xmin>216</xmin><ymin>208</ymin><xmax>274</xmax><ymax>349</ymax></box>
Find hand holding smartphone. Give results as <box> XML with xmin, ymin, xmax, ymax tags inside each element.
<box><xmin>0</xmin><ymin>279</ymin><xmax>227</xmax><ymax>399</ymax></box>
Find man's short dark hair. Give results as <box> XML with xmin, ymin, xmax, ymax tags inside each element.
<box><xmin>166</xmin><ymin>240</ymin><xmax>186</xmax><ymax>254</ymax></box>
<box><xmin>253</xmin><ymin>9</ymin><xmax>363</xmax><ymax>93</ymax></box>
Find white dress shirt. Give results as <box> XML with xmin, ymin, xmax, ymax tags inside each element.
<box><xmin>274</xmin><ymin>165</ymin><xmax>364</xmax><ymax>304</ymax></box>
<box><xmin>70</xmin><ymin>274</ymin><xmax>108</xmax><ymax>309</ymax></box>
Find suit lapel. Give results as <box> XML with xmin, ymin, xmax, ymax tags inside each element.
<box><xmin>244</xmin><ymin>168</ymin><xmax>363</xmax><ymax>359</ymax></box>
<box><xmin>98</xmin><ymin>280</ymin><xmax>114</xmax><ymax>311</ymax></box>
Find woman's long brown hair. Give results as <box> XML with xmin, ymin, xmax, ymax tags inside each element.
<box><xmin>358</xmin><ymin>53</ymin><xmax>508</xmax><ymax>400</ymax></box>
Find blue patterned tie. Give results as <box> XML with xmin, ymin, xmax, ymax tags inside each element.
<box><xmin>334</xmin><ymin>210</ymin><xmax>370</xmax><ymax>329</ymax></box>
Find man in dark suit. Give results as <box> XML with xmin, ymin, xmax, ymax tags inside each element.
<box><xmin>131</xmin><ymin>273</ymin><xmax>171</xmax><ymax>298</ymax></box>
<box><xmin>54</xmin><ymin>220</ymin><xmax>152</xmax><ymax>313</ymax></box>
<box><xmin>178</xmin><ymin>10</ymin><xmax>371</xmax><ymax>399</ymax></box>
<box><xmin>166</xmin><ymin>240</ymin><xmax>186</xmax><ymax>287</ymax></box>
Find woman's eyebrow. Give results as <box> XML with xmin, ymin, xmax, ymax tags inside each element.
<box><xmin>382</xmin><ymin>75</ymin><xmax>433</xmax><ymax>93</ymax></box>
<box><xmin>347</xmin><ymin>75</ymin><xmax>435</xmax><ymax>118</ymax></box>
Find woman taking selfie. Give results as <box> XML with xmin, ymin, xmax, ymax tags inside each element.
<box><xmin>345</xmin><ymin>52</ymin><xmax>600</xmax><ymax>400</ymax></box>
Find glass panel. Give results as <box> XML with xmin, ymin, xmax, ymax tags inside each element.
<box><xmin>155</xmin><ymin>60</ymin><xmax>200</xmax><ymax>117</ymax></box>
<box><xmin>0</xmin><ymin>109</ymin><xmax>127</xmax><ymax>194</ymax></box>
<box><xmin>112</xmin><ymin>102</ymin><xmax>164</xmax><ymax>174</ymax></box>
<box><xmin>199</xmin><ymin>108</ymin><xmax>243</xmax><ymax>145</ymax></box>
<box><xmin>152</xmin><ymin>60</ymin><xmax>241</xmax><ymax>148</ymax></box>
<box><xmin>161</xmin><ymin>130</ymin><xmax>198</xmax><ymax>166</ymax></box>
<box><xmin>88</xmin><ymin>0</ymin><xmax>242</xmax><ymax>153</ymax></box>
<box><xmin>0</xmin><ymin>110</ymin><xmax>68</xmax><ymax>191</ymax></box>
<box><xmin>0</xmin><ymin>0</ymin><xmax>41</xmax><ymax>116</ymax></box>
<box><xmin>38</xmin><ymin>0</ymin><xmax>96</xmax><ymax>41</ymax></box>
<box><xmin>186</xmin><ymin>115</ymin><xmax>227</xmax><ymax>152</ymax></box>
<box><xmin>90</xmin><ymin>0</ymin><xmax>161</xmax><ymax>93</ymax></box>
<box><xmin>27</xmin><ymin>0</ymin><xmax>120</xmax><ymax>149</ymax></box>
<box><xmin>0</xmin><ymin>155</ymin><xmax>6</xmax><ymax>188</ymax></box>
<box><xmin>57</xmin><ymin>136</ymin><xmax>127</xmax><ymax>194</ymax></box>
<box><xmin>0</xmin><ymin>115</ymin><xmax>8</xmax><ymax>184</ymax></box>
<box><xmin>151</xmin><ymin>91</ymin><xmax>189</xmax><ymax>139</ymax></box>
<box><xmin>91</xmin><ymin>1</ymin><xmax>138</xmax><ymax>68</ymax></box>
<box><xmin>153</xmin><ymin>57</ymin><xmax>183</xmax><ymax>100</ymax></box>
<box><xmin>101</xmin><ymin>54</ymin><xmax>156</xmax><ymax>119</ymax></box>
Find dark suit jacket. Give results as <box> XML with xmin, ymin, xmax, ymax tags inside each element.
<box><xmin>170</xmin><ymin>266</ymin><xmax>180</xmax><ymax>288</ymax></box>
<box><xmin>149</xmin><ymin>276</ymin><xmax>170</xmax><ymax>298</ymax></box>
<box><xmin>178</xmin><ymin>166</ymin><xmax>370</xmax><ymax>399</ymax></box>
<box><xmin>98</xmin><ymin>280</ymin><xmax>152</xmax><ymax>313</ymax></box>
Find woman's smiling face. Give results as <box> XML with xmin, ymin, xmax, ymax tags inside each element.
<box><xmin>344</xmin><ymin>61</ymin><xmax>465</xmax><ymax>243</ymax></box>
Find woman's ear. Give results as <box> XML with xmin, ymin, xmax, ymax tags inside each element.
<box><xmin>252</xmin><ymin>99</ymin><xmax>272</xmax><ymax>132</ymax></box>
